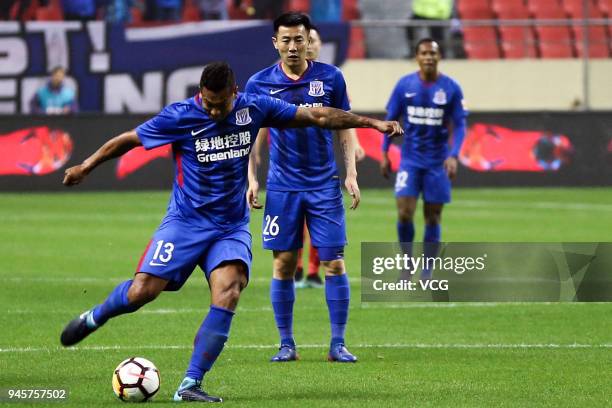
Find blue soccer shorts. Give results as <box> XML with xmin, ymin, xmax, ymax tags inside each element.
<box><xmin>262</xmin><ymin>187</ymin><xmax>346</xmax><ymax>259</ymax></box>
<box><xmin>395</xmin><ymin>165</ymin><xmax>451</xmax><ymax>203</ymax></box>
<box><xmin>136</xmin><ymin>214</ymin><xmax>252</xmax><ymax>291</ymax></box>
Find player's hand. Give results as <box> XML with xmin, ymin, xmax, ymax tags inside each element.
<box><xmin>345</xmin><ymin>175</ymin><xmax>360</xmax><ymax>210</ymax></box>
<box><xmin>444</xmin><ymin>156</ymin><xmax>458</xmax><ymax>180</ymax></box>
<box><xmin>63</xmin><ymin>164</ymin><xmax>88</xmax><ymax>186</ymax></box>
<box><xmin>380</xmin><ymin>155</ymin><xmax>391</xmax><ymax>179</ymax></box>
<box><xmin>355</xmin><ymin>144</ymin><xmax>366</xmax><ymax>162</ymax></box>
<box><xmin>373</xmin><ymin>120</ymin><xmax>403</xmax><ymax>137</ymax></box>
<box><xmin>247</xmin><ymin>181</ymin><xmax>263</xmax><ymax>210</ymax></box>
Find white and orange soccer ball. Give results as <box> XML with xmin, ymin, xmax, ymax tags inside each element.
<box><xmin>112</xmin><ymin>357</ymin><xmax>160</xmax><ymax>402</ymax></box>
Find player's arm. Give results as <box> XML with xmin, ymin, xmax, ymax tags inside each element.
<box><xmin>444</xmin><ymin>89</ymin><xmax>468</xmax><ymax>180</ymax></box>
<box><xmin>338</xmin><ymin>129</ymin><xmax>360</xmax><ymax>210</ymax></box>
<box><xmin>288</xmin><ymin>107</ymin><xmax>403</xmax><ymax>136</ymax></box>
<box><xmin>246</xmin><ymin>128</ymin><xmax>267</xmax><ymax>210</ymax></box>
<box><xmin>63</xmin><ymin>130</ymin><xmax>141</xmax><ymax>186</ymax></box>
<box><xmin>381</xmin><ymin>81</ymin><xmax>404</xmax><ymax>179</ymax></box>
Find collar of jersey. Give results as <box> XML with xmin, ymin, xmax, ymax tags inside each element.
<box><xmin>277</xmin><ymin>60</ymin><xmax>313</xmax><ymax>83</ymax></box>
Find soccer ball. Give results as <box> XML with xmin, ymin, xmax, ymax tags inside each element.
<box><xmin>112</xmin><ymin>357</ymin><xmax>160</xmax><ymax>402</ymax></box>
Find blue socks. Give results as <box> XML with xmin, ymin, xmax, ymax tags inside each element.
<box><xmin>423</xmin><ymin>224</ymin><xmax>441</xmax><ymax>278</ymax></box>
<box><xmin>185</xmin><ymin>305</ymin><xmax>234</xmax><ymax>381</ymax></box>
<box><xmin>397</xmin><ymin>221</ymin><xmax>415</xmax><ymax>244</ymax></box>
<box><xmin>270</xmin><ymin>278</ymin><xmax>295</xmax><ymax>346</ymax></box>
<box><xmin>90</xmin><ymin>280</ymin><xmax>139</xmax><ymax>327</ymax></box>
<box><xmin>325</xmin><ymin>274</ymin><xmax>350</xmax><ymax>345</ymax></box>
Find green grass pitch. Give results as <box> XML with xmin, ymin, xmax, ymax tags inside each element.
<box><xmin>1</xmin><ymin>188</ymin><xmax>612</xmax><ymax>407</ymax></box>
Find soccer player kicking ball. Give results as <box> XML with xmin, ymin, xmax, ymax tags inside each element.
<box><xmin>245</xmin><ymin>12</ymin><xmax>363</xmax><ymax>363</ymax></box>
<box><xmin>381</xmin><ymin>38</ymin><xmax>467</xmax><ymax>282</ymax></box>
<box><xmin>59</xmin><ymin>61</ymin><xmax>402</xmax><ymax>402</ymax></box>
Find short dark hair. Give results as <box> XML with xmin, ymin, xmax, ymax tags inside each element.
<box><xmin>310</xmin><ymin>23</ymin><xmax>321</xmax><ymax>39</ymax></box>
<box><xmin>415</xmin><ymin>38</ymin><xmax>440</xmax><ymax>55</ymax></box>
<box><xmin>50</xmin><ymin>66</ymin><xmax>65</xmax><ymax>75</ymax></box>
<box><xmin>273</xmin><ymin>12</ymin><xmax>312</xmax><ymax>35</ymax></box>
<box><xmin>199</xmin><ymin>61</ymin><xmax>235</xmax><ymax>92</ymax></box>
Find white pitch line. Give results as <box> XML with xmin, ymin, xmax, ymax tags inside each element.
<box><xmin>2</xmin><ymin>343</ymin><xmax>612</xmax><ymax>354</ymax></box>
<box><xmin>5</xmin><ymin>302</ymin><xmax>600</xmax><ymax>315</ymax></box>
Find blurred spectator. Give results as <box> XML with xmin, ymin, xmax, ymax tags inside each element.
<box><xmin>310</xmin><ymin>0</ymin><xmax>341</xmax><ymax>22</ymax></box>
<box><xmin>30</xmin><ymin>67</ymin><xmax>78</xmax><ymax>115</ymax></box>
<box><xmin>62</xmin><ymin>0</ymin><xmax>97</xmax><ymax>20</ymax></box>
<box><xmin>360</xmin><ymin>0</ymin><xmax>412</xmax><ymax>58</ymax></box>
<box><xmin>1</xmin><ymin>0</ymin><xmax>32</xmax><ymax>20</ymax></box>
<box><xmin>410</xmin><ymin>0</ymin><xmax>453</xmax><ymax>52</ymax></box>
<box><xmin>156</xmin><ymin>0</ymin><xmax>181</xmax><ymax>20</ymax></box>
<box><xmin>199</xmin><ymin>0</ymin><xmax>228</xmax><ymax>19</ymax></box>
<box><xmin>104</xmin><ymin>0</ymin><xmax>134</xmax><ymax>23</ymax></box>
<box><xmin>252</xmin><ymin>0</ymin><xmax>285</xmax><ymax>19</ymax></box>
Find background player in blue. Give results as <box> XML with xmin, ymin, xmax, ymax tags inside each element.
<box><xmin>245</xmin><ymin>13</ymin><xmax>362</xmax><ymax>363</ymax></box>
<box><xmin>381</xmin><ymin>38</ymin><xmax>467</xmax><ymax>282</ymax></box>
<box><xmin>59</xmin><ymin>61</ymin><xmax>402</xmax><ymax>402</ymax></box>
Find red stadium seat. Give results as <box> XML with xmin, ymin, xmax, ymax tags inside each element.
<box><xmin>287</xmin><ymin>0</ymin><xmax>310</xmax><ymax>13</ymax></box>
<box><xmin>563</xmin><ymin>0</ymin><xmax>601</xmax><ymax>18</ymax></box>
<box><xmin>182</xmin><ymin>0</ymin><xmax>200</xmax><ymax>21</ymax></box>
<box><xmin>462</xmin><ymin>26</ymin><xmax>502</xmax><ymax>59</ymax></box>
<box><xmin>536</xmin><ymin>26</ymin><xmax>575</xmax><ymax>57</ymax></box>
<box><xmin>457</xmin><ymin>0</ymin><xmax>491</xmax><ymax>16</ymax></box>
<box><xmin>343</xmin><ymin>0</ymin><xmax>361</xmax><ymax>20</ymax></box>
<box><xmin>572</xmin><ymin>24</ymin><xmax>610</xmax><ymax>57</ymax></box>
<box><xmin>348</xmin><ymin>26</ymin><xmax>365</xmax><ymax>58</ymax></box>
<box><xmin>528</xmin><ymin>0</ymin><xmax>567</xmax><ymax>18</ymax></box>
<box><xmin>598</xmin><ymin>0</ymin><xmax>612</xmax><ymax>16</ymax></box>
<box><xmin>492</xmin><ymin>0</ymin><xmax>530</xmax><ymax>19</ymax></box>
<box><xmin>457</xmin><ymin>1</ymin><xmax>495</xmax><ymax>19</ymax></box>
<box><xmin>228</xmin><ymin>0</ymin><xmax>251</xmax><ymax>19</ymax></box>
<box><xmin>499</xmin><ymin>26</ymin><xmax>538</xmax><ymax>58</ymax></box>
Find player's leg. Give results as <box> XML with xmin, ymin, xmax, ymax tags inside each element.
<box><xmin>60</xmin><ymin>215</ymin><xmax>202</xmax><ymax>347</ymax></box>
<box><xmin>307</xmin><ymin>245</ymin><xmax>321</xmax><ymax>285</ymax></box>
<box><xmin>60</xmin><ymin>273</ymin><xmax>168</xmax><ymax>346</ymax></box>
<box><xmin>270</xmin><ymin>249</ymin><xmax>300</xmax><ymax>361</ymax></box>
<box><xmin>421</xmin><ymin>166</ymin><xmax>451</xmax><ymax>281</ymax></box>
<box><xmin>395</xmin><ymin>167</ymin><xmax>421</xmax><ymax>281</ymax></box>
<box><xmin>175</xmin><ymin>231</ymin><xmax>251</xmax><ymax>403</ymax></box>
<box><xmin>306</xmin><ymin>187</ymin><xmax>356</xmax><ymax>362</ymax></box>
<box><xmin>262</xmin><ymin>190</ymin><xmax>304</xmax><ymax>361</ymax></box>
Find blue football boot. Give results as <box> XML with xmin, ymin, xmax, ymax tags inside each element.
<box><xmin>173</xmin><ymin>378</ymin><xmax>222</xmax><ymax>403</ymax></box>
<box><xmin>270</xmin><ymin>344</ymin><xmax>299</xmax><ymax>362</ymax></box>
<box><xmin>328</xmin><ymin>343</ymin><xmax>357</xmax><ymax>363</ymax></box>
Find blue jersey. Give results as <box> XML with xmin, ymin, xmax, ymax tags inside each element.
<box><xmin>245</xmin><ymin>61</ymin><xmax>351</xmax><ymax>191</ymax></box>
<box><xmin>384</xmin><ymin>72</ymin><xmax>467</xmax><ymax>169</ymax></box>
<box><xmin>136</xmin><ymin>93</ymin><xmax>297</xmax><ymax>229</ymax></box>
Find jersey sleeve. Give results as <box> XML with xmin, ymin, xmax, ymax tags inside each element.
<box><xmin>244</xmin><ymin>76</ymin><xmax>258</xmax><ymax>94</ymax></box>
<box><xmin>448</xmin><ymin>83</ymin><xmax>468</xmax><ymax>157</ymax></box>
<box><xmin>136</xmin><ymin>104</ymin><xmax>187</xmax><ymax>150</ymax></box>
<box><xmin>385</xmin><ymin>79</ymin><xmax>404</xmax><ymax>122</ymax></box>
<box><xmin>331</xmin><ymin>69</ymin><xmax>351</xmax><ymax>111</ymax></box>
<box><xmin>260</xmin><ymin>95</ymin><xmax>298</xmax><ymax>127</ymax></box>
<box><xmin>382</xmin><ymin>79</ymin><xmax>405</xmax><ymax>152</ymax></box>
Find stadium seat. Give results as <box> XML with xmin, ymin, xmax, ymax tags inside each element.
<box><xmin>598</xmin><ymin>0</ymin><xmax>612</xmax><ymax>16</ymax></box>
<box><xmin>492</xmin><ymin>0</ymin><xmax>530</xmax><ymax>19</ymax></box>
<box><xmin>287</xmin><ymin>0</ymin><xmax>310</xmax><ymax>13</ymax></box>
<box><xmin>457</xmin><ymin>0</ymin><xmax>495</xmax><ymax>19</ymax></box>
<box><xmin>572</xmin><ymin>24</ymin><xmax>610</xmax><ymax>57</ymax></box>
<box><xmin>462</xmin><ymin>26</ymin><xmax>502</xmax><ymax>58</ymax></box>
<box><xmin>348</xmin><ymin>26</ymin><xmax>366</xmax><ymax>58</ymax></box>
<box><xmin>343</xmin><ymin>0</ymin><xmax>361</xmax><ymax>20</ymax></box>
<box><xmin>11</xmin><ymin>0</ymin><xmax>39</xmax><ymax>20</ymax></box>
<box><xmin>536</xmin><ymin>26</ymin><xmax>575</xmax><ymax>57</ymax></box>
<box><xmin>182</xmin><ymin>0</ymin><xmax>200</xmax><ymax>21</ymax></box>
<box><xmin>528</xmin><ymin>0</ymin><xmax>567</xmax><ymax>18</ymax></box>
<box><xmin>499</xmin><ymin>26</ymin><xmax>538</xmax><ymax>58</ymax></box>
<box><xmin>563</xmin><ymin>0</ymin><xmax>600</xmax><ymax>17</ymax></box>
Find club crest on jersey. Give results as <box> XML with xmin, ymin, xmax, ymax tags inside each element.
<box><xmin>235</xmin><ymin>107</ymin><xmax>252</xmax><ymax>125</ymax></box>
<box><xmin>433</xmin><ymin>89</ymin><xmax>447</xmax><ymax>105</ymax></box>
<box><xmin>308</xmin><ymin>81</ymin><xmax>325</xmax><ymax>97</ymax></box>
